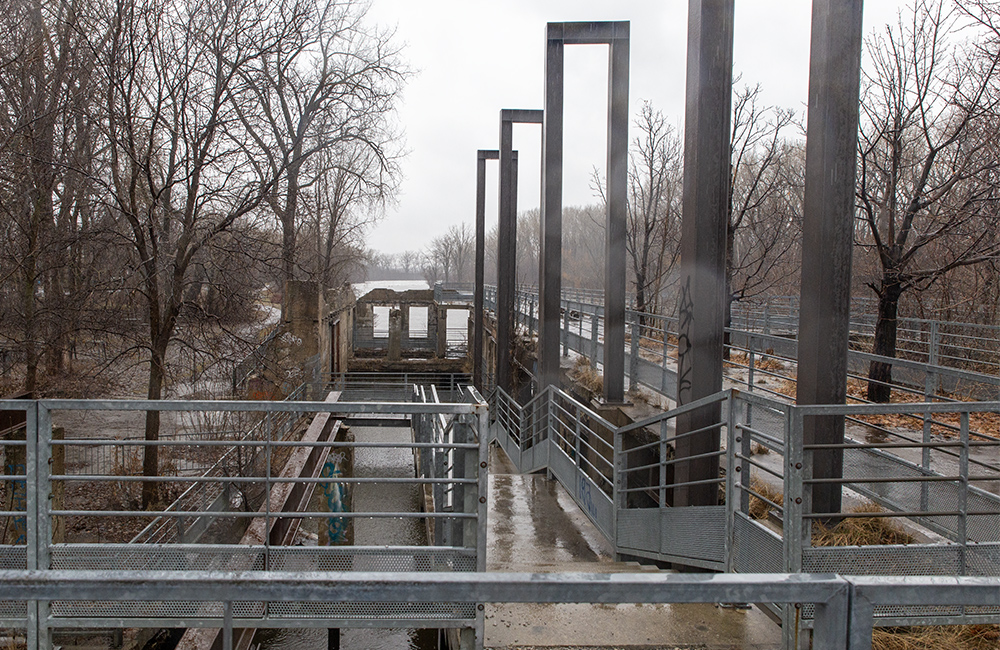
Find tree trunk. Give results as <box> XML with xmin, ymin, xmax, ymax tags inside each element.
<box><xmin>141</xmin><ymin>342</ymin><xmax>166</xmax><ymax>509</ymax></box>
<box><xmin>867</xmin><ymin>281</ymin><xmax>903</xmax><ymax>403</ymax></box>
<box><xmin>281</xmin><ymin>212</ymin><xmax>295</xmax><ymax>318</ymax></box>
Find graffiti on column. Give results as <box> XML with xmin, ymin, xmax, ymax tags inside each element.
<box><xmin>320</xmin><ymin>452</ymin><xmax>349</xmax><ymax>543</ymax></box>
<box><xmin>676</xmin><ymin>276</ymin><xmax>694</xmax><ymax>402</ymax></box>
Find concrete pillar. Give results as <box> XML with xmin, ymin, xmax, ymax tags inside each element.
<box><xmin>387</xmin><ymin>308</ymin><xmax>402</xmax><ymax>361</ymax></box>
<box><xmin>437</xmin><ymin>306</ymin><xmax>449</xmax><ymax>358</ymax></box>
<box><xmin>796</xmin><ymin>0</ymin><xmax>864</xmax><ymax>519</ymax></box>
<box><xmin>475</xmin><ymin>150</ymin><xmax>500</xmax><ymax>390</ymax></box>
<box><xmin>674</xmin><ymin>1</ymin><xmax>734</xmax><ymax>508</ymax></box>
<box><xmin>400</xmin><ymin>302</ymin><xmax>410</xmax><ymax>350</ymax></box>
<box><xmin>498</xmin><ymin>110</ymin><xmax>541</xmax><ymax>395</ymax></box>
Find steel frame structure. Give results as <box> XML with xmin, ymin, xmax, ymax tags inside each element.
<box><xmin>540</xmin><ymin>21</ymin><xmax>629</xmax><ymax>402</ymax></box>
<box><xmin>497</xmin><ymin>110</ymin><xmax>542</xmax><ymax>395</ymax></box>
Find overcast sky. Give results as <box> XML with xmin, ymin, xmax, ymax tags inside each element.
<box><xmin>363</xmin><ymin>0</ymin><xmax>910</xmax><ymax>257</ymax></box>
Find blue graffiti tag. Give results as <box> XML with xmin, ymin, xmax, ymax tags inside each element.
<box><xmin>578</xmin><ymin>474</ymin><xmax>597</xmax><ymax>518</ymax></box>
<box><xmin>320</xmin><ymin>454</ymin><xmax>349</xmax><ymax>543</ymax></box>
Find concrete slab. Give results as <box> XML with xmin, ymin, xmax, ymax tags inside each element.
<box><xmin>486</xmin><ymin>444</ymin><xmax>782</xmax><ymax>649</ymax></box>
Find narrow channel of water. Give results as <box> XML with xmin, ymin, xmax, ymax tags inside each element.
<box><xmin>255</xmin><ymin>425</ymin><xmax>438</xmax><ymax>650</ymax></box>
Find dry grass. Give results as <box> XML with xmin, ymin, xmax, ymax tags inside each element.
<box><xmin>843</xmin><ymin>378</ymin><xmax>1000</xmax><ymax>440</ymax></box>
<box><xmin>750</xmin><ymin>442</ymin><xmax>770</xmax><ymax>456</ymax></box>
<box><xmin>569</xmin><ymin>357</ymin><xmax>603</xmax><ymax>396</ymax></box>
<box><xmin>812</xmin><ymin>502</ymin><xmax>914</xmax><ymax>547</ymax></box>
<box><xmin>747</xmin><ymin>477</ymin><xmax>784</xmax><ymax>520</ymax></box>
<box><xmin>873</xmin><ymin>624</ymin><xmax>1000</xmax><ymax>650</ymax></box>
<box><xmin>725</xmin><ymin>350</ymin><xmax>787</xmax><ymax>372</ymax></box>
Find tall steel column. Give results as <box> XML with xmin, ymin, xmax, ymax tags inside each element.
<box><xmin>541</xmin><ymin>22</ymin><xmax>629</xmax><ymax>401</ymax></box>
<box><xmin>475</xmin><ymin>149</ymin><xmax>499</xmax><ymax>391</ymax></box>
<box><xmin>674</xmin><ymin>0</ymin><xmax>734</xmax><ymax>507</ymax></box>
<box><xmin>796</xmin><ymin>0</ymin><xmax>864</xmax><ymax>519</ymax></box>
<box><xmin>497</xmin><ymin>110</ymin><xmax>541</xmax><ymax>395</ymax></box>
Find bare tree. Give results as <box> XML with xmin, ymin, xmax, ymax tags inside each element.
<box><xmin>726</xmin><ymin>84</ymin><xmax>803</xmax><ymax>352</ymax></box>
<box><xmin>856</xmin><ymin>0</ymin><xmax>1000</xmax><ymax>401</ymax></box>
<box><xmin>233</xmin><ymin>0</ymin><xmax>405</xmax><ymax>312</ymax></box>
<box><xmin>0</xmin><ymin>0</ymin><xmax>99</xmax><ymax>392</ymax></box>
<box><xmin>96</xmin><ymin>0</ymin><xmax>289</xmax><ymax>506</ymax></box>
<box><xmin>424</xmin><ymin>223</ymin><xmax>475</xmax><ymax>284</ymax></box>
<box><xmin>624</xmin><ymin>102</ymin><xmax>683</xmax><ymax>320</ymax></box>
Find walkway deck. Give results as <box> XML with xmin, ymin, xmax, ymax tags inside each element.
<box><xmin>486</xmin><ymin>445</ymin><xmax>782</xmax><ymax>650</ymax></box>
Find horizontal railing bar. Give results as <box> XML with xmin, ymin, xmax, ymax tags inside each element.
<box><xmin>623</xmin><ymin>449</ymin><xmax>725</xmax><ymax>474</ymax></box>
<box><xmin>801</xmin><ymin>510</ymin><xmax>1000</xmax><ymax>519</ymax></box>
<box><xmin>50</xmin><ymin>510</ymin><xmax>478</xmax><ymax>519</ymax></box>
<box><xmin>734</xmin><ymin>454</ymin><xmax>785</xmax><ymax>479</ymax></box>
<box><xmin>51</xmin><ymin>475</ymin><xmax>478</xmax><ymax>486</ymax></box>
<box><xmin>805</xmin><ymin>476</ymin><xmax>962</xmax><ymax>485</ymax></box>
<box><xmin>21</xmin><ymin>400</ymin><xmax>485</xmax><ymax>414</ymax></box>
<box><xmin>0</xmin><ymin>570</ymin><xmax>851</xmax><ymax>604</ymax></box>
<box><xmin>803</xmin><ymin>442</ymin><xmax>979</xmax><ymax>450</ymax></box>
<box><xmin>735</xmin><ymin>425</ymin><xmax>785</xmax><ymax>447</ymax></box>
<box><xmin>794</xmin><ymin>401</ymin><xmax>1000</xmax><ymax>416</ymax></box>
<box><xmin>740</xmin><ymin>485</ymin><xmax>784</xmax><ymax>513</ymax></box>
<box><xmin>617</xmin><ymin>390</ymin><xmax>732</xmax><ymax>436</ymax></box>
<box><xmin>620</xmin><ymin>476</ymin><xmax>724</xmax><ymax>494</ymax></box>
<box><xmin>54</xmin><ymin>439</ymin><xmax>480</xmax><ymax>450</ymax></box>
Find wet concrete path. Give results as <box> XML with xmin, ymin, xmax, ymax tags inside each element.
<box><xmin>485</xmin><ymin>444</ymin><xmax>782</xmax><ymax>650</ymax></box>
<box><xmin>256</xmin><ymin>424</ymin><xmax>437</xmax><ymax>650</ymax></box>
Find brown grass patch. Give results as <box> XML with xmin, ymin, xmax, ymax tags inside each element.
<box><xmin>812</xmin><ymin>502</ymin><xmax>914</xmax><ymax>546</ymax></box>
<box><xmin>844</xmin><ymin>378</ymin><xmax>1000</xmax><ymax>440</ymax></box>
<box><xmin>725</xmin><ymin>351</ymin><xmax>787</xmax><ymax>372</ymax></box>
<box><xmin>750</xmin><ymin>442</ymin><xmax>770</xmax><ymax>456</ymax></box>
<box><xmin>569</xmin><ymin>357</ymin><xmax>603</xmax><ymax>396</ymax></box>
<box><xmin>873</xmin><ymin>624</ymin><xmax>1000</xmax><ymax>650</ymax></box>
<box><xmin>748</xmin><ymin>477</ymin><xmax>784</xmax><ymax>520</ymax></box>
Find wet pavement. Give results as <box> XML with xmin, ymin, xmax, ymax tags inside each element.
<box><xmin>485</xmin><ymin>444</ymin><xmax>782</xmax><ymax>650</ymax></box>
<box><xmin>258</xmin><ymin>425</ymin><xmax>436</xmax><ymax>650</ymax></box>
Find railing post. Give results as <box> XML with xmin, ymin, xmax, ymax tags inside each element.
<box><xmin>562</xmin><ymin>297</ymin><xmax>569</xmax><ymax>357</ymax></box>
<box><xmin>590</xmin><ymin>310</ymin><xmax>600</xmax><ymax>368</ymax></box>
<box><xmin>35</xmin><ymin>402</ymin><xmax>52</xmax><ymax>650</ymax></box>
<box><xmin>928</xmin><ymin>319</ymin><xmax>939</xmax><ymax>366</ymax></box>
<box><xmin>958</xmin><ymin>412</ymin><xmax>969</xmax><ymax>578</ymax></box>
<box><xmin>741</xmin><ymin>399</ymin><xmax>753</xmax><ymax>516</ymax></box>
<box><xmin>629</xmin><ymin>311</ymin><xmax>639</xmax><ymax>392</ymax></box>
<box><xmin>812</xmin><ymin>583</ymin><xmax>850</xmax><ymax>650</ymax></box>
<box><xmin>747</xmin><ymin>335</ymin><xmax>756</xmax><ymax>391</ymax></box>
<box><xmin>661</xmin><ymin>316</ymin><xmax>670</xmax><ymax>395</ymax></box>
<box><xmin>724</xmin><ymin>391</ymin><xmax>737</xmax><ymax>572</ymax></box>
<box><xmin>784</xmin><ymin>405</ymin><xmax>805</xmax><ymax>650</ymax></box>
<box><xmin>476</xmin><ymin>405</ymin><xmax>489</xmax><ymax>575</ymax></box>
<box><xmin>846</xmin><ymin>586</ymin><xmax>875</xmax><ymax>650</ymax></box>
<box><xmin>612</xmin><ymin>423</ymin><xmax>623</xmax><ymax>558</ymax></box>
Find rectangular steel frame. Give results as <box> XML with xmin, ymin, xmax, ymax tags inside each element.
<box><xmin>541</xmin><ymin>22</ymin><xmax>629</xmax><ymax>402</ymax></box>
<box><xmin>497</xmin><ymin>110</ymin><xmax>542</xmax><ymax>395</ymax></box>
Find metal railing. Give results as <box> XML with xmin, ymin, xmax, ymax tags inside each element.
<box><xmin>484</xmin><ymin>285</ymin><xmax>1000</xmax><ymax>403</ymax></box>
<box><xmin>3</xmin><ymin>569</ymin><xmax>997</xmax><ymax>650</ymax></box>
<box><xmin>488</xmin><ymin>384</ymin><xmax>1000</xmax><ymax>637</ymax></box>
<box><xmin>0</xmin><ymin>389</ymin><xmax>489</xmax><ymax>648</ymax></box>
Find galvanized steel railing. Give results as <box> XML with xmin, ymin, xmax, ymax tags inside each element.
<box><xmin>0</xmin><ymin>390</ymin><xmax>489</xmax><ymax>648</ymax></box>
<box><xmin>488</xmin><ymin>384</ymin><xmax>1000</xmax><ymax>636</ymax></box>
<box><xmin>5</xmin><ymin>569</ymin><xmax>997</xmax><ymax>650</ymax></box>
